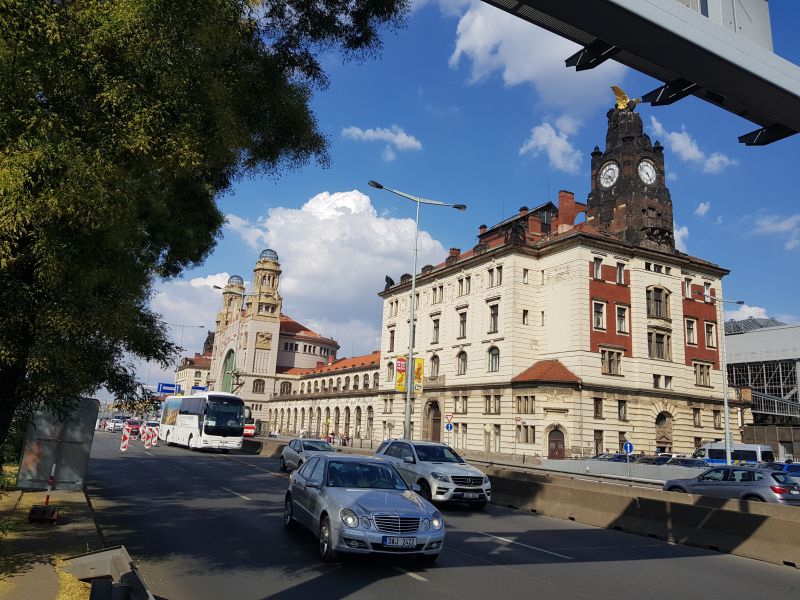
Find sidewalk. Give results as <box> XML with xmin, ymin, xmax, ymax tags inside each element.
<box><xmin>0</xmin><ymin>486</ymin><xmax>104</xmax><ymax>600</ymax></box>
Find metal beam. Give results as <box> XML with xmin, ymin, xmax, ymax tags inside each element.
<box><xmin>738</xmin><ymin>124</ymin><xmax>797</xmax><ymax>146</ymax></box>
<box><xmin>642</xmin><ymin>78</ymin><xmax>700</xmax><ymax>106</ymax></box>
<box><xmin>565</xmin><ymin>39</ymin><xmax>620</xmax><ymax>72</ymax></box>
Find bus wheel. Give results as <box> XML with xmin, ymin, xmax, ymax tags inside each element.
<box><xmin>188</xmin><ymin>435</ymin><xmax>195</xmax><ymax>451</ymax></box>
<box><xmin>165</xmin><ymin>432</ymin><xmax>172</xmax><ymax>447</ymax></box>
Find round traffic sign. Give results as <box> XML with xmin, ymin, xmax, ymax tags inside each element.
<box><xmin>444</xmin><ymin>423</ymin><xmax>453</xmax><ymax>432</ymax></box>
<box><xmin>623</xmin><ymin>441</ymin><xmax>634</xmax><ymax>454</ymax></box>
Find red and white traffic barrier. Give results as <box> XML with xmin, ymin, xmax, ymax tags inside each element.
<box><xmin>44</xmin><ymin>463</ymin><xmax>56</xmax><ymax>507</ymax></box>
<box><xmin>151</xmin><ymin>425</ymin><xmax>159</xmax><ymax>447</ymax></box>
<box><xmin>143</xmin><ymin>425</ymin><xmax>152</xmax><ymax>449</ymax></box>
<box><xmin>120</xmin><ymin>425</ymin><xmax>130</xmax><ymax>452</ymax></box>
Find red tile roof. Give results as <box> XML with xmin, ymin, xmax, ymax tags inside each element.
<box><xmin>280</xmin><ymin>314</ymin><xmax>321</xmax><ymax>337</ymax></box>
<box><xmin>303</xmin><ymin>351</ymin><xmax>381</xmax><ymax>376</ymax></box>
<box><xmin>512</xmin><ymin>360</ymin><xmax>581</xmax><ymax>384</ymax></box>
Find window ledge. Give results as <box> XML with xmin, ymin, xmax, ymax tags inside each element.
<box><xmin>602</xmin><ymin>373</ymin><xmax>625</xmax><ymax>377</ymax></box>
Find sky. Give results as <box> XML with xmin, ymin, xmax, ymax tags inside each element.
<box><xmin>135</xmin><ymin>0</ymin><xmax>800</xmax><ymax>391</ymax></box>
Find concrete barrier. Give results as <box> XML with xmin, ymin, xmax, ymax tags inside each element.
<box><xmin>485</xmin><ymin>466</ymin><xmax>800</xmax><ymax>569</ymax></box>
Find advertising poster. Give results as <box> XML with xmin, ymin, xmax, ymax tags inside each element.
<box><xmin>413</xmin><ymin>358</ymin><xmax>424</xmax><ymax>394</ymax></box>
<box><xmin>395</xmin><ymin>357</ymin><xmax>407</xmax><ymax>392</ymax></box>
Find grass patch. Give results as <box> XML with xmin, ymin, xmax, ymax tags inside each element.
<box><xmin>54</xmin><ymin>559</ymin><xmax>91</xmax><ymax>600</ymax></box>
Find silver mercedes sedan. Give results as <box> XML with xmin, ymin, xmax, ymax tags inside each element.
<box><xmin>283</xmin><ymin>454</ymin><xmax>445</xmax><ymax>562</ymax></box>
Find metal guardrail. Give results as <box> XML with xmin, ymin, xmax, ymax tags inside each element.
<box><xmin>752</xmin><ymin>391</ymin><xmax>800</xmax><ymax>418</ymax></box>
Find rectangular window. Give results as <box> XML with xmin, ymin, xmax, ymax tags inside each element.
<box><xmin>487</xmin><ymin>268</ymin><xmax>494</xmax><ymax>287</ymax></box>
<box><xmin>594</xmin><ymin>398</ymin><xmax>604</xmax><ymax>419</ymax></box>
<box><xmin>618</xmin><ymin>400</ymin><xmax>628</xmax><ymax>421</ymax></box>
<box><xmin>458</xmin><ymin>278</ymin><xmax>464</xmax><ymax>296</ymax></box>
<box><xmin>415</xmin><ymin>293</ymin><xmax>419</xmax><ymax>309</ymax></box>
<box><xmin>515</xmin><ymin>395</ymin><xmax>534</xmax><ymax>414</ymax></box>
<box><xmin>693</xmin><ymin>408</ymin><xmax>701</xmax><ymax>427</ymax></box>
<box><xmin>601</xmin><ymin>349</ymin><xmax>622</xmax><ymax>375</ymax></box>
<box><xmin>541</xmin><ymin>311</ymin><xmax>545</xmax><ymax>326</ymax></box>
<box><xmin>616</xmin><ymin>262</ymin><xmax>625</xmax><ymax>285</ymax></box>
<box><xmin>694</xmin><ymin>362</ymin><xmax>712</xmax><ymax>387</ymax></box>
<box><xmin>593</xmin><ymin>302</ymin><xmax>606</xmax><ymax>330</ymax></box>
<box><xmin>713</xmin><ymin>410</ymin><xmax>722</xmax><ymax>429</ymax></box>
<box><xmin>454</xmin><ymin>396</ymin><xmax>468</xmax><ymax>414</ymax></box>
<box><xmin>616</xmin><ymin>306</ymin><xmax>628</xmax><ymax>333</ymax></box>
<box><xmin>664</xmin><ymin>375</ymin><xmax>672</xmax><ymax>389</ymax></box>
<box><xmin>458</xmin><ymin>312</ymin><xmax>467</xmax><ymax>338</ymax></box>
<box><xmin>522</xmin><ymin>309</ymin><xmax>529</xmax><ymax>325</ymax></box>
<box><xmin>465</xmin><ymin>276</ymin><xmax>471</xmax><ymax>294</ymax></box>
<box><xmin>684</xmin><ymin>277</ymin><xmax>693</xmax><ymax>299</ymax></box>
<box><xmin>645</xmin><ymin>262</ymin><xmax>651</xmax><ymax>271</ymax></box>
<box><xmin>496</xmin><ymin>266</ymin><xmax>503</xmax><ymax>286</ymax></box>
<box><xmin>483</xmin><ymin>395</ymin><xmax>501</xmax><ymax>414</ymax></box>
<box><xmin>432</xmin><ymin>318</ymin><xmax>440</xmax><ymax>344</ymax></box>
<box><xmin>516</xmin><ymin>425</ymin><xmax>535</xmax><ymax>444</ymax></box>
<box><xmin>594</xmin><ymin>430</ymin><xmax>604</xmax><ymax>456</ymax></box>
<box><xmin>705</xmin><ymin>322</ymin><xmax>717</xmax><ymax>348</ymax></box>
<box><xmin>704</xmin><ymin>282</ymin><xmax>711</xmax><ymax>301</ymax></box>
<box><xmin>686</xmin><ymin>319</ymin><xmax>696</xmax><ymax>345</ymax></box>
<box><xmin>489</xmin><ymin>304</ymin><xmax>499</xmax><ymax>333</ymax></box>
<box><xmin>647</xmin><ymin>287</ymin><xmax>669</xmax><ymax>318</ymax></box>
<box><xmin>432</xmin><ymin>285</ymin><xmax>443</xmax><ymax>304</ymax></box>
<box><xmin>648</xmin><ymin>331</ymin><xmax>671</xmax><ymax>360</ymax></box>
<box><xmin>653</xmin><ymin>374</ymin><xmax>661</xmax><ymax>389</ymax></box>
<box><xmin>523</xmin><ymin>269</ymin><xmax>529</xmax><ymax>284</ymax></box>
<box><xmin>594</xmin><ymin>257</ymin><xmax>603</xmax><ymax>279</ymax></box>
<box><xmin>654</xmin><ymin>264</ymin><xmax>663</xmax><ymax>273</ymax></box>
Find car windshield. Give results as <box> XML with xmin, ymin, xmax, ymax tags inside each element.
<box><xmin>771</xmin><ymin>472</ymin><xmax>794</xmax><ymax>485</ymax></box>
<box><xmin>303</xmin><ymin>441</ymin><xmax>334</xmax><ymax>452</ymax></box>
<box><xmin>326</xmin><ymin>461</ymin><xmax>407</xmax><ymax>490</ymax></box>
<box><xmin>413</xmin><ymin>444</ymin><xmax>464</xmax><ymax>463</ymax></box>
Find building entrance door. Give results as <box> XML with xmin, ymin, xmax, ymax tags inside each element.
<box><xmin>425</xmin><ymin>400</ymin><xmax>441</xmax><ymax>442</ymax></box>
<box><xmin>548</xmin><ymin>429</ymin><xmax>566</xmax><ymax>459</ymax></box>
<box><xmin>655</xmin><ymin>412</ymin><xmax>674</xmax><ymax>453</ymax></box>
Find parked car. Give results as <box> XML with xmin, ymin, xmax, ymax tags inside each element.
<box><xmin>593</xmin><ymin>453</ymin><xmax>636</xmax><ymax>463</ymax></box>
<box><xmin>283</xmin><ymin>454</ymin><xmax>445</xmax><ymax>562</ymax></box>
<box><xmin>663</xmin><ymin>466</ymin><xmax>800</xmax><ymax>505</ymax></box>
<box><xmin>105</xmin><ymin>418</ymin><xmax>125</xmax><ymax>432</ymax></box>
<box><xmin>761</xmin><ymin>461</ymin><xmax>800</xmax><ymax>483</ymax></box>
<box><xmin>280</xmin><ymin>439</ymin><xmax>336</xmax><ymax>471</ymax></box>
<box><xmin>125</xmin><ymin>420</ymin><xmax>142</xmax><ymax>438</ymax></box>
<box><xmin>692</xmin><ymin>443</ymin><xmax>775</xmax><ymax>465</ymax></box>
<box><xmin>666</xmin><ymin>458</ymin><xmax>710</xmax><ymax>468</ymax></box>
<box><xmin>635</xmin><ymin>455</ymin><xmax>672</xmax><ymax>466</ymax></box>
<box><xmin>375</xmin><ymin>439</ymin><xmax>491</xmax><ymax>509</ymax></box>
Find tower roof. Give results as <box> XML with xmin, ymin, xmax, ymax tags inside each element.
<box><xmin>259</xmin><ymin>248</ymin><xmax>279</xmax><ymax>261</ymax></box>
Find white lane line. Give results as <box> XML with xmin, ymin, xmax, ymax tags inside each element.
<box><xmin>394</xmin><ymin>566</ymin><xmax>428</xmax><ymax>582</ymax></box>
<box><xmin>215</xmin><ymin>454</ymin><xmax>289</xmax><ymax>478</ymax></box>
<box><xmin>221</xmin><ymin>487</ymin><xmax>252</xmax><ymax>501</ymax></box>
<box><xmin>145</xmin><ymin>452</ymin><xmax>154</xmax><ymax>456</ymax></box>
<box><xmin>174</xmin><ymin>465</ymin><xmax>188</xmax><ymax>472</ymax></box>
<box><xmin>477</xmin><ymin>532</ymin><xmax>573</xmax><ymax>560</ymax></box>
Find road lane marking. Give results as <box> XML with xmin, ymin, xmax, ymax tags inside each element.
<box><xmin>221</xmin><ymin>487</ymin><xmax>252</xmax><ymax>501</ymax></box>
<box><xmin>174</xmin><ymin>465</ymin><xmax>188</xmax><ymax>472</ymax></box>
<box><xmin>394</xmin><ymin>566</ymin><xmax>427</xmax><ymax>582</ymax></box>
<box><xmin>214</xmin><ymin>454</ymin><xmax>289</xmax><ymax>478</ymax></box>
<box><xmin>145</xmin><ymin>452</ymin><xmax>154</xmax><ymax>456</ymax></box>
<box><xmin>477</xmin><ymin>532</ymin><xmax>573</xmax><ymax>560</ymax></box>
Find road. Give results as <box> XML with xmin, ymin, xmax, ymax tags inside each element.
<box><xmin>86</xmin><ymin>433</ymin><xmax>800</xmax><ymax>600</ymax></box>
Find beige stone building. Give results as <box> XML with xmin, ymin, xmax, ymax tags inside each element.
<box><xmin>213</xmin><ymin>105</ymin><xmax>751</xmax><ymax>457</ymax></box>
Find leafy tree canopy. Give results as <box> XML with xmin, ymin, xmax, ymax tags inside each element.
<box><xmin>0</xmin><ymin>0</ymin><xmax>408</xmax><ymax>444</ymax></box>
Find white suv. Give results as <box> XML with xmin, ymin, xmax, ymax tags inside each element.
<box><xmin>376</xmin><ymin>439</ymin><xmax>491</xmax><ymax>509</ymax></box>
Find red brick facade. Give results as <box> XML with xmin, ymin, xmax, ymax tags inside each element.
<box><xmin>683</xmin><ymin>283</ymin><xmax>720</xmax><ymax>369</ymax></box>
<box><xmin>589</xmin><ymin>262</ymin><xmax>632</xmax><ymax>355</ymax></box>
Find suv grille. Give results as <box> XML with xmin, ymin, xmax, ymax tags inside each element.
<box><xmin>373</xmin><ymin>514</ymin><xmax>420</xmax><ymax>533</ymax></box>
<box><xmin>451</xmin><ymin>476</ymin><xmax>483</xmax><ymax>487</ymax></box>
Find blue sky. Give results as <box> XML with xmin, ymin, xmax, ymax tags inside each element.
<box><xmin>142</xmin><ymin>1</ymin><xmax>800</xmax><ymax>389</ymax></box>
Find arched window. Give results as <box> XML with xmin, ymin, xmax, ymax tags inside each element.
<box><xmin>300</xmin><ymin>408</ymin><xmax>306</xmax><ymax>430</ymax></box>
<box><xmin>387</xmin><ymin>362</ymin><xmax>395</xmax><ymax>382</ymax></box>
<box><xmin>252</xmin><ymin>379</ymin><xmax>265</xmax><ymax>394</ymax></box>
<box><xmin>314</xmin><ymin>380</ymin><xmax>320</xmax><ymax>392</ymax></box>
<box><xmin>280</xmin><ymin>381</ymin><xmax>292</xmax><ymax>395</ymax></box>
<box><xmin>344</xmin><ymin>376</ymin><xmax>350</xmax><ymax>390</ymax></box>
<box><xmin>488</xmin><ymin>347</ymin><xmax>500</xmax><ymax>372</ymax></box>
<box><xmin>363</xmin><ymin>375</ymin><xmax>369</xmax><ymax>389</ymax></box>
<box><xmin>328</xmin><ymin>378</ymin><xmax>333</xmax><ymax>391</ymax></box>
<box><xmin>300</xmin><ymin>382</ymin><xmax>305</xmax><ymax>394</ymax></box>
<box><xmin>430</xmin><ymin>355</ymin><xmax>440</xmax><ymax>377</ymax></box>
<box><xmin>373</xmin><ymin>372</ymin><xmax>379</xmax><ymax>389</ymax></box>
<box><xmin>336</xmin><ymin>377</ymin><xmax>342</xmax><ymax>390</ymax></box>
<box><xmin>646</xmin><ymin>285</ymin><xmax>671</xmax><ymax>319</ymax></box>
<box><xmin>293</xmin><ymin>408</ymin><xmax>298</xmax><ymax>433</ymax></box>
<box><xmin>457</xmin><ymin>351</ymin><xmax>468</xmax><ymax>375</ymax></box>
<box><xmin>353</xmin><ymin>375</ymin><xmax>360</xmax><ymax>390</ymax></box>
<box><xmin>194</xmin><ymin>370</ymin><xmax>202</xmax><ymax>378</ymax></box>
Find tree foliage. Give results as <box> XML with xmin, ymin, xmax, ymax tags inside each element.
<box><xmin>0</xmin><ymin>0</ymin><xmax>408</xmax><ymax>444</ymax></box>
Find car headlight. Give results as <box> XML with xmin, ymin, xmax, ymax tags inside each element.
<box><xmin>483</xmin><ymin>476</ymin><xmax>490</xmax><ymax>485</ymax></box>
<box><xmin>431</xmin><ymin>472</ymin><xmax>450</xmax><ymax>482</ymax></box>
<box><xmin>360</xmin><ymin>516</ymin><xmax>371</xmax><ymax>529</ymax></box>
<box><xmin>431</xmin><ymin>513</ymin><xmax>443</xmax><ymax>530</ymax></box>
<box><xmin>340</xmin><ymin>509</ymin><xmax>359</xmax><ymax>528</ymax></box>
<box><xmin>421</xmin><ymin>518</ymin><xmax>430</xmax><ymax>531</ymax></box>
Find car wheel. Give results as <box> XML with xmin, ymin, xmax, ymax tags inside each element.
<box><xmin>471</xmin><ymin>501</ymin><xmax>487</xmax><ymax>511</ymax></box>
<box><xmin>279</xmin><ymin>456</ymin><xmax>287</xmax><ymax>472</ymax></box>
<box><xmin>744</xmin><ymin>495</ymin><xmax>764</xmax><ymax>502</ymax></box>
<box><xmin>417</xmin><ymin>480</ymin><xmax>432</xmax><ymax>502</ymax></box>
<box><xmin>418</xmin><ymin>553</ymin><xmax>439</xmax><ymax>565</ymax></box>
<box><xmin>319</xmin><ymin>516</ymin><xmax>336</xmax><ymax>562</ymax></box>
<box><xmin>667</xmin><ymin>487</ymin><xmax>685</xmax><ymax>493</ymax></box>
<box><xmin>283</xmin><ymin>496</ymin><xmax>296</xmax><ymax>531</ymax></box>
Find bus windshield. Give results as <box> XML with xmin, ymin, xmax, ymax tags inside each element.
<box><xmin>204</xmin><ymin>397</ymin><xmax>244</xmax><ymax>436</ymax></box>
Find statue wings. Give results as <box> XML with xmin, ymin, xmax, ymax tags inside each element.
<box><xmin>611</xmin><ymin>85</ymin><xmax>640</xmax><ymax>111</ymax></box>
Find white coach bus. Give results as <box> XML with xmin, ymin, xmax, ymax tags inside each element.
<box><xmin>159</xmin><ymin>392</ymin><xmax>245</xmax><ymax>451</ymax></box>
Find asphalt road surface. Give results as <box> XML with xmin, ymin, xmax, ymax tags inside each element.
<box><xmin>86</xmin><ymin>433</ymin><xmax>800</xmax><ymax>600</ymax></box>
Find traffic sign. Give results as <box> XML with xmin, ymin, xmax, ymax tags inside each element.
<box><xmin>444</xmin><ymin>423</ymin><xmax>453</xmax><ymax>432</ymax></box>
<box><xmin>157</xmin><ymin>382</ymin><xmax>180</xmax><ymax>394</ymax></box>
<box><xmin>445</xmin><ymin>413</ymin><xmax>453</xmax><ymax>423</ymax></box>
<box><xmin>191</xmin><ymin>385</ymin><xmax>208</xmax><ymax>392</ymax></box>
<box><xmin>623</xmin><ymin>441</ymin><xmax>634</xmax><ymax>454</ymax></box>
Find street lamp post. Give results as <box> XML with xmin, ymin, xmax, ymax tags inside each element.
<box><xmin>368</xmin><ymin>180</ymin><xmax>466</xmax><ymax>440</ymax></box>
<box><xmin>695</xmin><ymin>290</ymin><xmax>745</xmax><ymax>466</ymax></box>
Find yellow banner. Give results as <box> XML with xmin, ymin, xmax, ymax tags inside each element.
<box><xmin>413</xmin><ymin>358</ymin><xmax>424</xmax><ymax>394</ymax></box>
<box><xmin>395</xmin><ymin>357</ymin><xmax>407</xmax><ymax>392</ymax></box>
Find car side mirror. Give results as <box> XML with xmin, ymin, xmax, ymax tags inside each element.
<box><xmin>305</xmin><ymin>480</ymin><xmax>320</xmax><ymax>489</ymax></box>
<box><xmin>411</xmin><ymin>483</ymin><xmax>421</xmax><ymax>493</ymax></box>
<box><xmin>403</xmin><ymin>456</ymin><xmax>415</xmax><ymax>464</ymax></box>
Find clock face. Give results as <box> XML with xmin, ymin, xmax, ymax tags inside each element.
<box><xmin>638</xmin><ymin>160</ymin><xmax>657</xmax><ymax>185</ymax></box>
<box><xmin>599</xmin><ymin>162</ymin><xmax>619</xmax><ymax>188</ymax></box>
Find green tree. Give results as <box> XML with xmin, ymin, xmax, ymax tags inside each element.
<box><xmin>0</xmin><ymin>0</ymin><xmax>408</xmax><ymax>445</ymax></box>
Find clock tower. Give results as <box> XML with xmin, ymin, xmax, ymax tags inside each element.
<box><xmin>586</xmin><ymin>99</ymin><xmax>675</xmax><ymax>253</ymax></box>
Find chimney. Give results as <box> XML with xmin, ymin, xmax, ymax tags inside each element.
<box><xmin>557</xmin><ymin>190</ymin><xmax>578</xmax><ymax>226</ymax></box>
<box><xmin>528</xmin><ymin>215</ymin><xmax>543</xmax><ymax>235</ymax></box>
<box><xmin>479</xmin><ymin>224</ymin><xmax>487</xmax><ymax>235</ymax></box>
<box><xmin>449</xmin><ymin>248</ymin><xmax>461</xmax><ymax>257</ymax></box>
<box><xmin>519</xmin><ymin>206</ymin><xmax>529</xmax><ymax>217</ymax></box>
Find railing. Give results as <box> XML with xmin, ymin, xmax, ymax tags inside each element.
<box><xmin>751</xmin><ymin>391</ymin><xmax>800</xmax><ymax>417</ymax></box>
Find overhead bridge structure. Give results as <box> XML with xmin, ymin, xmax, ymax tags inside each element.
<box><xmin>480</xmin><ymin>0</ymin><xmax>800</xmax><ymax>145</ymax></box>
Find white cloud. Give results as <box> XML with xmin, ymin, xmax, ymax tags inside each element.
<box><xmin>519</xmin><ymin>119</ymin><xmax>582</xmax><ymax>174</ymax></box>
<box><xmin>724</xmin><ymin>303</ymin><xmax>768</xmax><ymax>321</ymax></box>
<box><xmin>674</xmin><ymin>224</ymin><xmax>689</xmax><ymax>252</ymax></box>
<box><xmin>754</xmin><ymin>213</ymin><xmax>800</xmax><ymax>250</ymax></box>
<box><xmin>649</xmin><ymin>116</ymin><xmax>737</xmax><ymax>174</ymax></box>
<box><xmin>666</xmin><ymin>172</ymin><xmax>678</xmax><ymax>182</ymax></box>
<box><xmin>227</xmin><ymin>190</ymin><xmax>446</xmax><ymax>356</ymax></box>
<box><xmin>694</xmin><ymin>202</ymin><xmax>711</xmax><ymax>217</ymax></box>
<box><xmin>448</xmin><ymin>2</ymin><xmax>627</xmax><ymax>115</ymax></box>
<box><xmin>341</xmin><ymin>125</ymin><xmax>423</xmax><ymax>160</ymax></box>
<box><xmin>225</xmin><ymin>214</ymin><xmax>268</xmax><ymax>249</ymax></box>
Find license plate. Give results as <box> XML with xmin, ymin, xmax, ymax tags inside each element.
<box><xmin>383</xmin><ymin>536</ymin><xmax>416</xmax><ymax>548</ymax></box>
<box><xmin>790</xmin><ymin>490</ymin><xmax>799</xmax><ymax>495</ymax></box>
<box><xmin>464</xmin><ymin>492</ymin><xmax>480</xmax><ymax>499</ymax></box>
